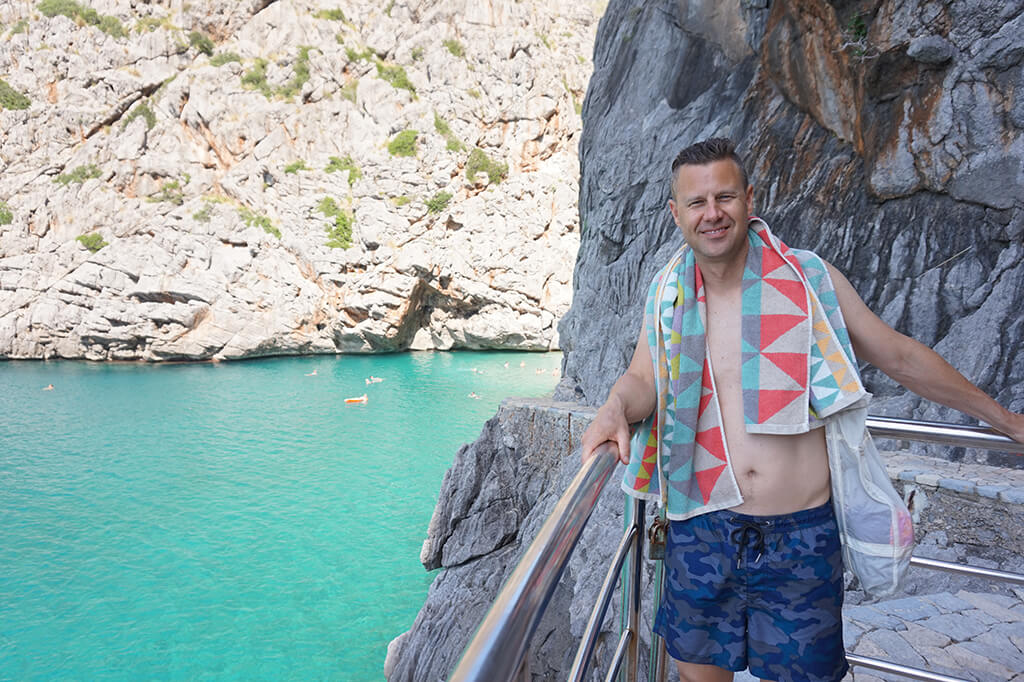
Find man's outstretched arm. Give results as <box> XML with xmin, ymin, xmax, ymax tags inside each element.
<box><xmin>826</xmin><ymin>263</ymin><xmax>1024</xmax><ymax>443</ymax></box>
<box><xmin>580</xmin><ymin>322</ymin><xmax>658</xmax><ymax>464</ymax></box>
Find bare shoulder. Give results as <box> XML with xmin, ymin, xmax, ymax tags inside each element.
<box><xmin>820</xmin><ymin>259</ymin><xmax>908</xmax><ymax>370</ymax></box>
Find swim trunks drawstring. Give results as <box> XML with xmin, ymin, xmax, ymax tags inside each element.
<box><xmin>730</xmin><ymin>522</ymin><xmax>765</xmax><ymax>568</ymax></box>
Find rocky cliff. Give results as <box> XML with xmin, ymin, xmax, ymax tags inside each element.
<box><xmin>556</xmin><ymin>0</ymin><xmax>1024</xmax><ymax>466</ymax></box>
<box><xmin>0</xmin><ymin>0</ymin><xmax>596</xmax><ymax>360</ymax></box>
<box><xmin>389</xmin><ymin>0</ymin><xmax>1024</xmax><ymax>680</ymax></box>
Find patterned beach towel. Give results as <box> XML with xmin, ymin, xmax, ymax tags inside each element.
<box><xmin>622</xmin><ymin>218</ymin><xmax>868</xmax><ymax>520</ymax></box>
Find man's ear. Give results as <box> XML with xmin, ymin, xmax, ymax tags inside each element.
<box><xmin>668</xmin><ymin>198</ymin><xmax>680</xmax><ymax>226</ymax></box>
<box><xmin>745</xmin><ymin>184</ymin><xmax>754</xmax><ymax>212</ymax></box>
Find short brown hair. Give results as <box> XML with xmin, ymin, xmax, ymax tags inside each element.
<box><xmin>670</xmin><ymin>137</ymin><xmax>749</xmax><ymax>196</ymax></box>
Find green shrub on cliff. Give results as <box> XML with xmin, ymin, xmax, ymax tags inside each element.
<box><xmin>238</xmin><ymin>206</ymin><xmax>280</xmax><ymax>238</ymax></box>
<box><xmin>376</xmin><ymin>62</ymin><xmax>415</xmax><ymax>96</ymax></box>
<box><xmin>76</xmin><ymin>232</ymin><xmax>107</xmax><ymax>252</ymax></box>
<box><xmin>313</xmin><ymin>8</ymin><xmax>346</xmax><ymax>21</ymax></box>
<box><xmin>147</xmin><ymin>179</ymin><xmax>184</xmax><ymax>205</ymax></box>
<box><xmin>443</xmin><ymin>39</ymin><xmax>464</xmax><ymax>58</ymax></box>
<box><xmin>192</xmin><ymin>203</ymin><xmax>213</xmax><ymax>223</ymax></box>
<box><xmin>466</xmin><ymin>149</ymin><xmax>507</xmax><ymax>185</ymax></box>
<box><xmin>434</xmin><ymin>113</ymin><xmax>464</xmax><ymax>151</ymax></box>
<box><xmin>122</xmin><ymin>101</ymin><xmax>156</xmax><ymax>130</ymax></box>
<box><xmin>426</xmin><ymin>191</ymin><xmax>452</xmax><ymax>214</ymax></box>
<box><xmin>388</xmin><ymin>129</ymin><xmax>418</xmax><ymax>157</ymax></box>
<box><xmin>284</xmin><ymin>160</ymin><xmax>307</xmax><ymax>174</ymax></box>
<box><xmin>278</xmin><ymin>46</ymin><xmax>312</xmax><ymax>99</ymax></box>
<box><xmin>241</xmin><ymin>58</ymin><xmax>273</xmax><ymax>98</ymax></box>
<box><xmin>317</xmin><ymin>196</ymin><xmax>353</xmax><ymax>249</ymax></box>
<box><xmin>325</xmin><ymin>155</ymin><xmax>361</xmax><ymax>185</ymax></box>
<box><xmin>55</xmin><ymin>164</ymin><xmax>102</xmax><ymax>186</ymax></box>
<box><xmin>38</xmin><ymin>0</ymin><xmax>125</xmax><ymax>37</ymax></box>
<box><xmin>188</xmin><ymin>30</ymin><xmax>214</xmax><ymax>56</ymax></box>
<box><xmin>0</xmin><ymin>201</ymin><xmax>13</xmax><ymax>225</ymax></box>
<box><xmin>210</xmin><ymin>51</ymin><xmax>241</xmax><ymax>66</ymax></box>
<box><xmin>0</xmin><ymin>78</ymin><xmax>30</xmax><ymax>110</ymax></box>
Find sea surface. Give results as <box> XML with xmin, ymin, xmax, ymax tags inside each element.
<box><xmin>0</xmin><ymin>351</ymin><xmax>563</xmax><ymax>681</ymax></box>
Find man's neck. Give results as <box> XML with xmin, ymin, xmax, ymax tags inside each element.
<box><xmin>694</xmin><ymin>240</ymin><xmax>749</xmax><ymax>292</ymax></box>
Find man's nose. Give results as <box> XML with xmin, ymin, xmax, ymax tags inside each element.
<box><xmin>704</xmin><ymin>199</ymin><xmax>722</xmax><ymax>220</ymax></box>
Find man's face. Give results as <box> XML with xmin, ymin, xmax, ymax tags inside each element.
<box><xmin>668</xmin><ymin>159</ymin><xmax>753</xmax><ymax>266</ymax></box>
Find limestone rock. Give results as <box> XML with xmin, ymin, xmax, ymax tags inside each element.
<box><xmin>0</xmin><ymin>0</ymin><xmax>597</xmax><ymax>360</ymax></box>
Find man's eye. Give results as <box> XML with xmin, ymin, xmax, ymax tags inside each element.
<box><xmin>689</xmin><ymin>201</ymin><xmax>704</xmax><ymax>208</ymax></box>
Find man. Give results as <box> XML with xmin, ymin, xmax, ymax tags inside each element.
<box><xmin>580</xmin><ymin>138</ymin><xmax>1024</xmax><ymax>682</ymax></box>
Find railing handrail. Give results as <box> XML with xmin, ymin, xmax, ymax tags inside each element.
<box><xmin>448</xmin><ymin>443</ymin><xmax>621</xmax><ymax>681</ymax></box>
<box><xmin>450</xmin><ymin>415</ymin><xmax>1023</xmax><ymax>682</ymax></box>
<box><xmin>866</xmin><ymin>415</ymin><xmax>1024</xmax><ymax>454</ymax></box>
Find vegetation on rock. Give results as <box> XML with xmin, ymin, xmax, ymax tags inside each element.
<box><xmin>210</xmin><ymin>52</ymin><xmax>241</xmax><ymax>66</ymax></box>
<box><xmin>466</xmin><ymin>149</ymin><xmax>507</xmax><ymax>185</ymax></box>
<box><xmin>55</xmin><ymin>164</ymin><xmax>102</xmax><ymax>186</ymax></box>
<box><xmin>0</xmin><ymin>79</ymin><xmax>31</xmax><ymax>110</ymax></box>
<box><xmin>313</xmin><ymin>9</ymin><xmax>346</xmax><ymax>21</ymax></box>
<box><xmin>339</xmin><ymin>79</ymin><xmax>358</xmax><ymax>103</ymax></box>
<box><xmin>284</xmin><ymin>160</ymin><xmax>307</xmax><ymax>174</ymax></box>
<box><xmin>434</xmin><ymin>113</ymin><xmax>464</xmax><ymax>151</ymax></box>
<box><xmin>325</xmin><ymin>155</ymin><xmax>362</xmax><ymax>185</ymax></box>
<box><xmin>238</xmin><ymin>206</ymin><xmax>280</xmax><ymax>238</ymax></box>
<box><xmin>317</xmin><ymin>196</ymin><xmax>353</xmax><ymax>249</ymax></box>
<box><xmin>147</xmin><ymin>179</ymin><xmax>184</xmax><ymax>205</ymax></box>
<box><xmin>192</xmin><ymin>203</ymin><xmax>213</xmax><ymax>223</ymax></box>
<box><xmin>376</xmin><ymin>61</ymin><xmax>415</xmax><ymax>96</ymax></box>
<box><xmin>188</xmin><ymin>31</ymin><xmax>214</xmax><ymax>56</ymax></box>
<box><xmin>123</xmin><ymin>102</ymin><xmax>156</xmax><ymax>130</ymax></box>
<box><xmin>38</xmin><ymin>0</ymin><xmax>125</xmax><ymax>37</ymax></box>
<box><xmin>0</xmin><ymin>201</ymin><xmax>13</xmax><ymax>225</ymax></box>
<box><xmin>388</xmin><ymin>129</ymin><xmax>418</xmax><ymax>157</ymax></box>
<box><xmin>443</xmin><ymin>39</ymin><xmax>465</xmax><ymax>58</ymax></box>
<box><xmin>76</xmin><ymin>232</ymin><xmax>108</xmax><ymax>252</ymax></box>
<box><xmin>345</xmin><ymin>46</ymin><xmax>375</xmax><ymax>62</ymax></box>
<box><xmin>278</xmin><ymin>46</ymin><xmax>312</xmax><ymax>99</ymax></box>
<box><xmin>134</xmin><ymin>15</ymin><xmax>173</xmax><ymax>33</ymax></box>
<box><xmin>426</xmin><ymin>191</ymin><xmax>453</xmax><ymax>214</ymax></box>
<box><xmin>241</xmin><ymin>58</ymin><xmax>273</xmax><ymax>98</ymax></box>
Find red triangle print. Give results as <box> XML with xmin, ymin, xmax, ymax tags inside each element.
<box><xmin>696</xmin><ymin>464</ymin><xmax>727</xmax><ymax>503</ymax></box>
<box><xmin>695</xmin><ymin>426</ymin><xmax>727</xmax><ymax>462</ymax></box>
<box><xmin>757</xmin><ymin>389</ymin><xmax>805</xmax><ymax>422</ymax></box>
<box><xmin>698</xmin><ymin>363</ymin><xmax>714</xmax><ymax>415</ymax></box>
<box><xmin>760</xmin><ymin>246</ymin><xmax>789</xmax><ymax>277</ymax></box>
<box><xmin>764</xmin><ymin>352</ymin><xmax>808</xmax><ymax>387</ymax></box>
<box><xmin>764</xmin><ymin>278</ymin><xmax>808</xmax><ymax>313</ymax></box>
<box><xmin>759</xmin><ymin>315</ymin><xmax>805</xmax><ymax>350</ymax></box>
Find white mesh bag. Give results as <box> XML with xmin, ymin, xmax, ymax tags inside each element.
<box><xmin>825</xmin><ymin>399</ymin><xmax>914</xmax><ymax>598</ymax></box>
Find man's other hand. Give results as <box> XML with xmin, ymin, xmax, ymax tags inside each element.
<box><xmin>581</xmin><ymin>396</ymin><xmax>632</xmax><ymax>465</ymax></box>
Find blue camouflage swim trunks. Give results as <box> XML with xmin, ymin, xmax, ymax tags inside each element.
<box><xmin>653</xmin><ymin>500</ymin><xmax>848</xmax><ymax>682</ymax></box>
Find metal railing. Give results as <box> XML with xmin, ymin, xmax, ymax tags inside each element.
<box><xmin>449</xmin><ymin>418</ymin><xmax>1024</xmax><ymax>682</ymax></box>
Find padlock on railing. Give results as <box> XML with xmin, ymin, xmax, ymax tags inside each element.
<box><xmin>647</xmin><ymin>516</ymin><xmax>668</xmax><ymax>560</ymax></box>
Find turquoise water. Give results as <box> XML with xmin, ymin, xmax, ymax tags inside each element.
<box><xmin>0</xmin><ymin>352</ymin><xmax>562</xmax><ymax>681</ymax></box>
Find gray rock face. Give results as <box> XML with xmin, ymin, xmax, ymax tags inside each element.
<box><xmin>0</xmin><ymin>0</ymin><xmax>595</xmax><ymax>360</ymax></box>
<box><xmin>555</xmin><ymin>0</ymin><xmax>1024</xmax><ymax>467</ymax></box>
<box><xmin>385</xmin><ymin>399</ymin><xmax>640</xmax><ymax>682</ymax></box>
<box><xmin>391</xmin><ymin>1</ymin><xmax>1024</xmax><ymax>680</ymax></box>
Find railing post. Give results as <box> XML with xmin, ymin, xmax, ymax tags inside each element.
<box><xmin>624</xmin><ymin>498</ymin><xmax>644</xmax><ymax>682</ymax></box>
